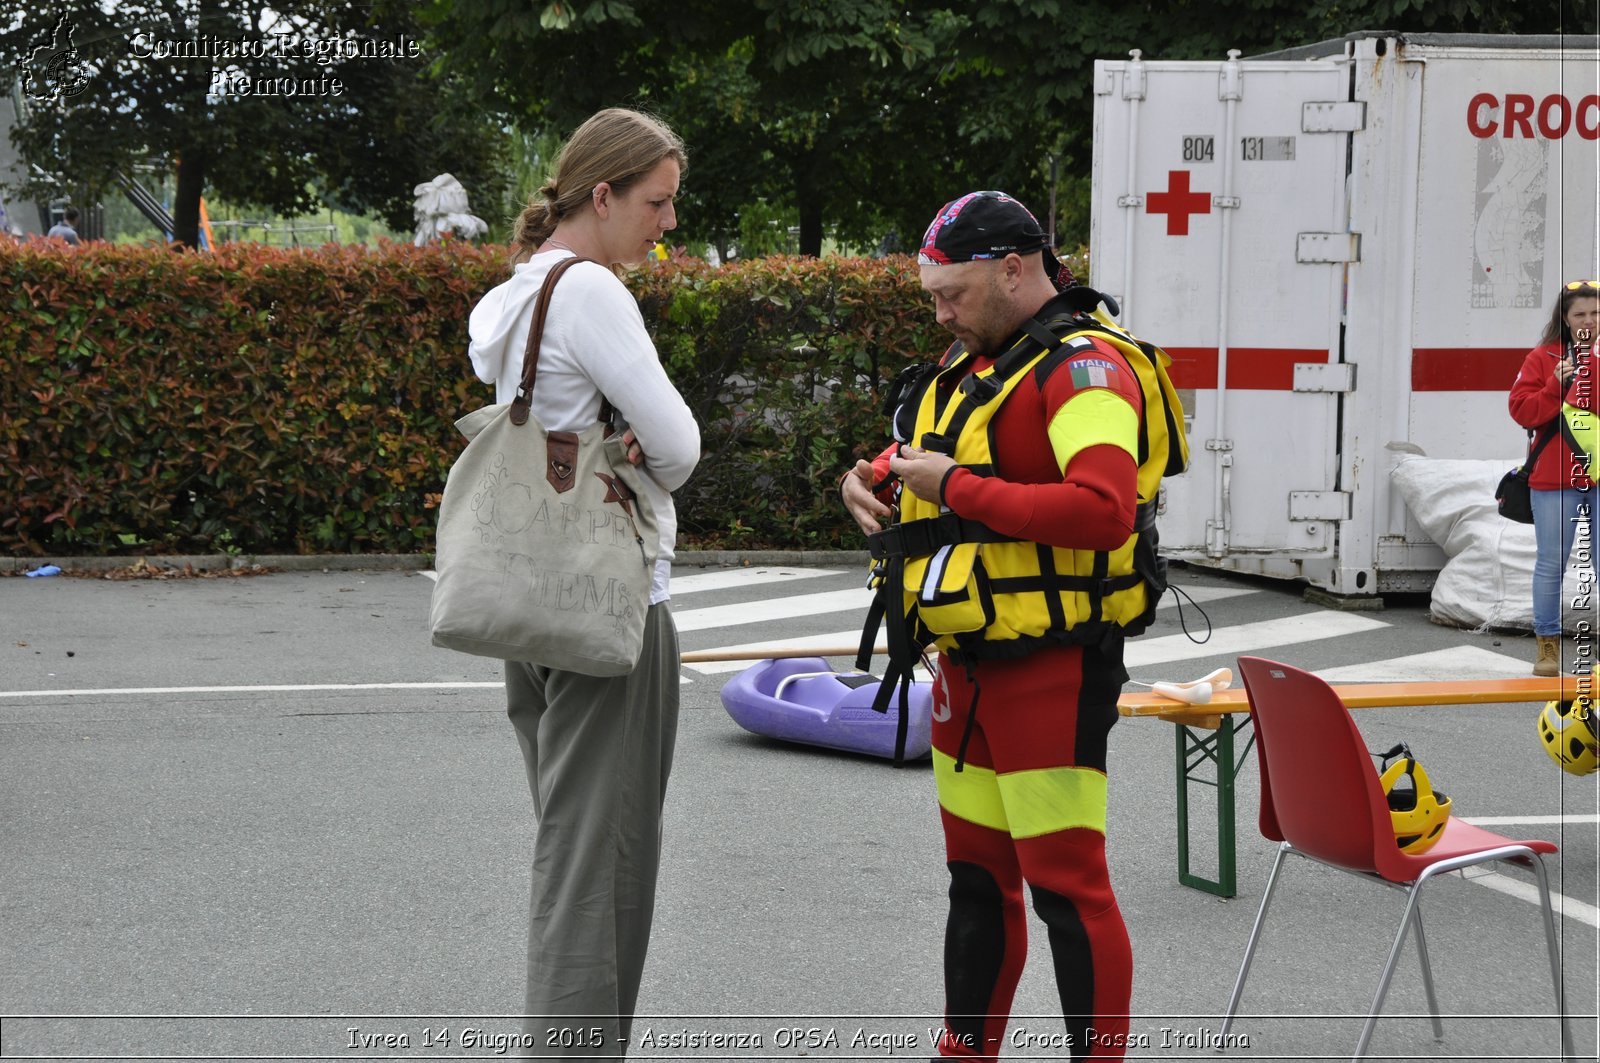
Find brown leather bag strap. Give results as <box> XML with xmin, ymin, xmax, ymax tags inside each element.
<box><xmin>509</xmin><ymin>255</ymin><xmax>587</xmax><ymax>427</ymax></box>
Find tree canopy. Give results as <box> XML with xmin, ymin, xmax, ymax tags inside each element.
<box><xmin>420</xmin><ymin>0</ymin><xmax>1055</xmax><ymax>256</ymax></box>
<box><xmin>2</xmin><ymin>0</ymin><xmax>507</xmax><ymax>247</ymax></box>
<box><xmin>421</xmin><ymin>0</ymin><xmax>1595</xmax><ymax>256</ymax></box>
<box><xmin>7</xmin><ymin>0</ymin><xmax>1591</xmax><ymax>253</ymax></box>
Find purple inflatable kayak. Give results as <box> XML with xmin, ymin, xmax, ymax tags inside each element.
<box><xmin>719</xmin><ymin>657</ymin><xmax>933</xmax><ymax>760</ymax></box>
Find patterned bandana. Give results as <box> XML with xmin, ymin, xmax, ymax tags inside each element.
<box><xmin>917</xmin><ymin>191</ymin><xmax>1049</xmax><ymax>265</ymax></box>
<box><xmin>918</xmin><ymin>190</ymin><xmax>1075</xmax><ymax>293</ymax></box>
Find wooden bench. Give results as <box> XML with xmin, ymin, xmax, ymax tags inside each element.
<box><xmin>1117</xmin><ymin>676</ymin><xmax>1594</xmax><ymax>897</ymax></box>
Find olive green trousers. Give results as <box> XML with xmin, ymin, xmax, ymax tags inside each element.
<box><xmin>505</xmin><ymin>602</ymin><xmax>680</xmax><ymax>1060</ymax></box>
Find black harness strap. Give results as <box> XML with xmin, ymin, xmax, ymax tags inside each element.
<box><xmin>868</xmin><ymin>512</ymin><xmax>1015</xmax><ymax>561</ymax></box>
<box><xmin>855</xmin><ymin>569</ymin><xmax>889</xmax><ymax>675</ymax></box>
<box><xmin>952</xmin><ymin>659</ymin><xmax>982</xmax><ymax>773</ymax></box>
<box><xmin>931</xmin><ymin>335</ymin><xmax>1055</xmax><ymax>452</ymax></box>
<box><xmin>1021</xmin><ymin>318</ymin><xmax>1071</xmax><ymax>352</ymax></box>
<box><xmin>864</xmin><ymin>550</ymin><xmax>919</xmax><ymax>767</ymax></box>
<box><xmin>986</xmin><ymin>573</ymin><xmax>1140</xmax><ymax>595</ymax></box>
<box><xmin>1087</xmin><ymin>548</ymin><xmax>1110</xmax><ymax>624</ymax></box>
<box><xmin>1035</xmin><ymin>542</ymin><xmax>1068</xmax><ymax>631</ymax></box>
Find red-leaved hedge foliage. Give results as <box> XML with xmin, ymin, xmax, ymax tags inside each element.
<box><xmin>1</xmin><ymin>240</ymin><xmax>945</xmax><ymax>555</ymax></box>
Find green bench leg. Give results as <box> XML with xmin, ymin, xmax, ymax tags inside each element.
<box><xmin>1174</xmin><ymin>716</ymin><xmax>1252</xmax><ymax>898</ymax></box>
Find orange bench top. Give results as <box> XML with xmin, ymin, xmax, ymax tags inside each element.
<box><xmin>1118</xmin><ymin>675</ymin><xmax>1594</xmax><ymax>728</ymax></box>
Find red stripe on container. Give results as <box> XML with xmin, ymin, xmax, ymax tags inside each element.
<box><xmin>1164</xmin><ymin>348</ymin><xmax>1328</xmax><ymax>391</ymax></box>
<box><xmin>1165</xmin><ymin>347</ymin><xmax>1217</xmax><ymax>389</ymax></box>
<box><xmin>1411</xmin><ymin>348</ymin><xmax>1527</xmax><ymax>391</ymax></box>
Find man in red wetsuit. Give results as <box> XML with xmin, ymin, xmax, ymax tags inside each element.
<box><xmin>842</xmin><ymin>192</ymin><xmax>1140</xmax><ymax>1060</ymax></box>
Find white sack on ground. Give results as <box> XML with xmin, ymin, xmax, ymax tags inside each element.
<box><xmin>1389</xmin><ymin>454</ymin><xmax>1597</xmax><ymax>632</ymax></box>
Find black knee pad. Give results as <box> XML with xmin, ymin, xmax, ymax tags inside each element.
<box><xmin>947</xmin><ymin>860</ymin><xmax>1003</xmax><ymax>903</ymax></box>
<box><xmin>944</xmin><ymin>862</ymin><xmax>1007</xmax><ymax>1045</ymax></box>
<box><xmin>1030</xmin><ymin>884</ymin><xmax>1095</xmax><ymax>1058</ymax></box>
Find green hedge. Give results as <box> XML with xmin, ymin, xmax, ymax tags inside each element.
<box><xmin>1</xmin><ymin>240</ymin><xmax>949</xmax><ymax>556</ymax></box>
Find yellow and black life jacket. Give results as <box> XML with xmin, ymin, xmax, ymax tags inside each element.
<box><xmin>858</xmin><ymin>301</ymin><xmax>1188</xmax><ymax>761</ymax></box>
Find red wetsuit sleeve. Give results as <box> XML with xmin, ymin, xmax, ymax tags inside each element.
<box><xmin>940</xmin><ymin>339</ymin><xmax>1140</xmax><ymax>552</ymax></box>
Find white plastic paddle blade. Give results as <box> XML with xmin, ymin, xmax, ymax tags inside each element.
<box><xmin>1152</xmin><ymin>681</ymin><xmax>1214</xmax><ymax>705</ymax></box>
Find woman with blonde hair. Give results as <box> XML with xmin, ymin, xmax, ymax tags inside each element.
<box><xmin>466</xmin><ymin>107</ymin><xmax>700</xmax><ymax>1058</ymax></box>
<box><xmin>1509</xmin><ymin>279</ymin><xmax>1598</xmax><ymax>675</ymax></box>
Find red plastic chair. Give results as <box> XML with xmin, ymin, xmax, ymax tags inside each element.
<box><xmin>1220</xmin><ymin>657</ymin><xmax>1573</xmax><ymax>1059</ymax></box>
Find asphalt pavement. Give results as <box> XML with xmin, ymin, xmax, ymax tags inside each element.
<box><xmin>1</xmin><ymin>563</ymin><xmax>1595</xmax><ymax>1061</ymax></box>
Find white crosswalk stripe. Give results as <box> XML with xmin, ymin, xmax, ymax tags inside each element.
<box><xmin>1154</xmin><ymin>585</ymin><xmax>1258</xmax><ymax>608</ymax></box>
<box><xmin>1465</xmin><ymin>870</ymin><xmax>1600</xmax><ymax>929</ymax></box>
<box><xmin>417</xmin><ymin>565</ymin><xmax>841</xmax><ymax>592</ymax></box>
<box><xmin>1316</xmin><ymin>645</ymin><xmax>1530</xmax><ymax>683</ymax></box>
<box><xmin>670</xmin><ymin>567</ymin><xmax>843</xmax><ymax>596</ymax></box>
<box><xmin>673</xmin><ymin>588</ymin><xmax>875</xmax><ymax>633</ymax></box>
<box><xmin>684</xmin><ymin>630</ymin><xmax>875</xmax><ymax>675</ymax></box>
<box><xmin>1123</xmin><ymin>612</ymin><xmax>1390</xmax><ymax>669</ymax></box>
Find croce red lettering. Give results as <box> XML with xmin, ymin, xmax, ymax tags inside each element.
<box><xmin>1466</xmin><ymin>92</ymin><xmax>1600</xmax><ymax>140</ymax></box>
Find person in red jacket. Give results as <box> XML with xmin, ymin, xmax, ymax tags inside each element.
<box><xmin>1508</xmin><ymin>279</ymin><xmax>1599</xmax><ymax>675</ymax></box>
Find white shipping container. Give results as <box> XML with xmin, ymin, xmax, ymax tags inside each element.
<box><xmin>1091</xmin><ymin>32</ymin><xmax>1600</xmax><ymax>595</ymax></box>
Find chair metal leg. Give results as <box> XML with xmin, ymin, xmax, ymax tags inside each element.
<box><xmin>1410</xmin><ymin>901</ymin><xmax>1445</xmax><ymax>1040</ymax></box>
<box><xmin>1527</xmin><ymin>854</ymin><xmax>1576</xmax><ymax>1060</ymax></box>
<box><xmin>1219</xmin><ymin>842</ymin><xmax>1290</xmax><ymax>1045</ymax></box>
<box><xmin>1354</xmin><ymin>854</ymin><xmax>1575</xmax><ymax>1061</ymax></box>
<box><xmin>1353</xmin><ymin>882</ymin><xmax>1425</xmax><ymax>1059</ymax></box>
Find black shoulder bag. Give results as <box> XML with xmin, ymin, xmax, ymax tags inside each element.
<box><xmin>1495</xmin><ymin>420</ymin><xmax>1559</xmax><ymax>523</ymax></box>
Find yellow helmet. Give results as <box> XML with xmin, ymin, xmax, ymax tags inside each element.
<box><xmin>1377</xmin><ymin>744</ymin><xmax>1452</xmax><ymax>855</ymax></box>
<box><xmin>1537</xmin><ymin>699</ymin><xmax>1599</xmax><ymax>776</ymax></box>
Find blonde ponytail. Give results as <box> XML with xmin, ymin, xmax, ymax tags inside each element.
<box><xmin>506</xmin><ymin>109</ymin><xmax>686</xmax><ymax>270</ymax></box>
<box><xmin>510</xmin><ymin>196</ymin><xmax>558</xmax><ymax>266</ymax></box>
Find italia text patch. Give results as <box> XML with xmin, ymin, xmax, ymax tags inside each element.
<box><xmin>1067</xmin><ymin>356</ymin><xmax>1121</xmax><ymax>390</ymax></box>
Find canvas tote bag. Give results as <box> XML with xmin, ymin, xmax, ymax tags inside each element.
<box><xmin>430</xmin><ymin>256</ymin><xmax>660</xmax><ymax>676</ymax></box>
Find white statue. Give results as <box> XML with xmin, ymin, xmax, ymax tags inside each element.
<box><xmin>412</xmin><ymin>173</ymin><xmax>488</xmax><ymax>246</ymax></box>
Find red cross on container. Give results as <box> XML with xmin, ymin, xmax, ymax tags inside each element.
<box><xmin>1146</xmin><ymin>170</ymin><xmax>1211</xmax><ymax>236</ymax></box>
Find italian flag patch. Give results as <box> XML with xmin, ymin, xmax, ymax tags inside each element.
<box><xmin>1068</xmin><ymin>357</ymin><xmax>1120</xmax><ymax>390</ymax></box>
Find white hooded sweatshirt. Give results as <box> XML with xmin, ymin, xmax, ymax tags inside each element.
<box><xmin>467</xmin><ymin>250</ymin><xmax>701</xmax><ymax>603</ymax></box>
